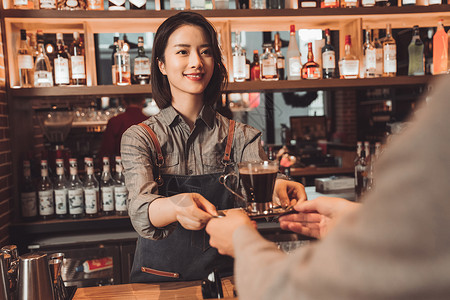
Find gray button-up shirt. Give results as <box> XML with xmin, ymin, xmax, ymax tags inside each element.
<box><xmin>121</xmin><ymin>105</ymin><xmax>267</xmax><ymax>240</ymax></box>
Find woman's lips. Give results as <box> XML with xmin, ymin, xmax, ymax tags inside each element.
<box><xmin>184</xmin><ymin>73</ymin><xmax>204</xmax><ymax>81</ymax></box>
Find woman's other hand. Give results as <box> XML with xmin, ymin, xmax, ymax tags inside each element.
<box><xmin>273</xmin><ymin>179</ymin><xmax>307</xmax><ymax>208</ymax></box>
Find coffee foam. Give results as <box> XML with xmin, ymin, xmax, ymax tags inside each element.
<box><xmin>239</xmin><ymin>166</ymin><xmax>278</xmax><ymax>175</ymax></box>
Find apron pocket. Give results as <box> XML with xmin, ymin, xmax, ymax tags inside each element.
<box><xmin>141</xmin><ymin>266</ymin><xmax>180</xmax><ymax>279</ymax></box>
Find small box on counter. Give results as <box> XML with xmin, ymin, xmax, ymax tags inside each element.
<box><xmin>315</xmin><ymin>176</ymin><xmax>354</xmax><ymax>193</ymax></box>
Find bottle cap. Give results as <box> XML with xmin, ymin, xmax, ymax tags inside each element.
<box><xmin>290</xmin><ymin>25</ymin><xmax>295</xmax><ymax>33</ymax></box>
<box><xmin>345</xmin><ymin>35</ymin><xmax>351</xmax><ymax>45</ymax></box>
<box><xmin>253</xmin><ymin>50</ymin><xmax>258</xmax><ymax>54</ymax></box>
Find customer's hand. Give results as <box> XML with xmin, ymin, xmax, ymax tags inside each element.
<box><xmin>273</xmin><ymin>179</ymin><xmax>307</xmax><ymax>208</ymax></box>
<box><xmin>149</xmin><ymin>193</ymin><xmax>218</xmax><ymax>230</ymax></box>
<box><xmin>279</xmin><ymin>196</ymin><xmax>360</xmax><ymax>239</ymax></box>
<box><xmin>206</xmin><ymin>209</ymin><xmax>254</xmax><ymax>257</ymax></box>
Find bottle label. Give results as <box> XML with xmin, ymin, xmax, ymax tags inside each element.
<box><xmin>34</xmin><ymin>71</ymin><xmax>53</xmax><ymax>86</ymax></box>
<box><xmin>233</xmin><ymin>55</ymin><xmax>246</xmax><ymax>80</ymax></box>
<box><xmin>68</xmin><ymin>188</ymin><xmax>84</xmax><ymax>214</ymax></box>
<box><xmin>114</xmin><ymin>185</ymin><xmax>128</xmax><ymax>211</ymax></box>
<box><xmin>339</xmin><ymin>60</ymin><xmax>359</xmax><ymax>76</ymax></box>
<box><xmin>344</xmin><ymin>0</ymin><xmax>357</xmax><ymax>3</ymax></box>
<box><xmin>129</xmin><ymin>0</ymin><xmax>146</xmax><ymax>7</ymax></box>
<box><xmin>40</xmin><ymin>0</ymin><xmax>56</xmax><ymax>8</ymax></box>
<box><xmin>134</xmin><ymin>57</ymin><xmax>151</xmax><ymax>75</ymax></box>
<box><xmin>55</xmin><ymin>189</ymin><xmax>68</xmax><ymax>215</ymax></box>
<box><xmin>383</xmin><ymin>44</ymin><xmax>397</xmax><ymax>73</ymax></box>
<box><xmin>71</xmin><ymin>56</ymin><xmax>86</xmax><ymax>79</ymax></box>
<box><xmin>277</xmin><ymin>57</ymin><xmax>285</xmax><ymax>69</ymax></box>
<box><xmin>362</xmin><ymin>0</ymin><xmax>375</xmax><ymax>5</ymax></box>
<box><xmin>428</xmin><ymin>0</ymin><xmax>441</xmax><ymax>3</ymax></box>
<box><xmin>323</xmin><ymin>0</ymin><xmax>337</xmax><ymax>6</ymax></box>
<box><xmin>288</xmin><ymin>57</ymin><xmax>301</xmax><ymax>77</ymax></box>
<box><xmin>170</xmin><ymin>0</ymin><xmax>185</xmax><ymax>9</ymax></box>
<box><xmin>365</xmin><ymin>48</ymin><xmax>376</xmax><ymax>69</ymax></box>
<box><xmin>190</xmin><ymin>0</ymin><xmax>205</xmax><ymax>8</ymax></box>
<box><xmin>300</xmin><ymin>0</ymin><xmax>317</xmax><ymax>7</ymax></box>
<box><xmin>15</xmin><ymin>0</ymin><xmax>28</xmax><ymax>5</ymax></box>
<box><xmin>305</xmin><ymin>67</ymin><xmax>321</xmax><ymax>79</ymax></box>
<box><xmin>84</xmin><ymin>188</ymin><xmax>98</xmax><ymax>214</ymax></box>
<box><xmin>66</xmin><ymin>0</ymin><xmax>79</xmax><ymax>7</ymax></box>
<box><xmin>322</xmin><ymin>51</ymin><xmax>335</xmax><ymax>69</ymax></box>
<box><xmin>261</xmin><ymin>58</ymin><xmax>277</xmax><ymax>76</ymax></box>
<box><xmin>39</xmin><ymin>190</ymin><xmax>54</xmax><ymax>216</ymax></box>
<box><xmin>18</xmin><ymin>55</ymin><xmax>33</xmax><ymax>69</ymax></box>
<box><xmin>402</xmin><ymin>0</ymin><xmax>415</xmax><ymax>4</ymax></box>
<box><xmin>101</xmin><ymin>186</ymin><xmax>115</xmax><ymax>211</ymax></box>
<box><xmin>87</xmin><ymin>0</ymin><xmax>103</xmax><ymax>8</ymax></box>
<box><xmin>54</xmin><ymin>57</ymin><xmax>70</xmax><ymax>84</ymax></box>
<box><xmin>21</xmin><ymin>192</ymin><xmax>37</xmax><ymax>217</ymax></box>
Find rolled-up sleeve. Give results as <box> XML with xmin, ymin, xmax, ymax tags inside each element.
<box><xmin>121</xmin><ymin>125</ymin><xmax>176</xmax><ymax>240</ymax></box>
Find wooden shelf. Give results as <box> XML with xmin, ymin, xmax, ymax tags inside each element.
<box><xmin>8</xmin><ymin>76</ymin><xmax>435</xmax><ymax>97</ymax></box>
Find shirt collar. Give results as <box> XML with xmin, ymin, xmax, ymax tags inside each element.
<box><xmin>159</xmin><ymin>105</ymin><xmax>215</xmax><ymax>129</ymax></box>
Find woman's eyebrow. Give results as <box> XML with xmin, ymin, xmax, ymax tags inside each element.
<box><xmin>173</xmin><ymin>43</ymin><xmax>211</xmax><ymax>47</ymax></box>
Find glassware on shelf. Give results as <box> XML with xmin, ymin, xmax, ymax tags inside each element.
<box><xmin>286</xmin><ymin>25</ymin><xmax>301</xmax><ymax>80</ymax></box>
<box><xmin>260</xmin><ymin>43</ymin><xmax>278</xmax><ymax>81</ymax></box>
<box><xmin>339</xmin><ymin>35</ymin><xmax>359</xmax><ymax>79</ymax></box>
<box><xmin>129</xmin><ymin>0</ymin><xmax>146</xmax><ymax>9</ymax></box>
<box><xmin>433</xmin><ymin>19</ymin><xmax>448</xmax><ymax>75</ymax></box>
<box><xmin>408</xmin><ymin>25</ymin><xmax>424</xmax><ymax>76</ymax></box>
<box><xmin>251</xmin><ymin>0</ymin><xmax>265</xmax><ymax>9</ymax></box>
<box><xmin>301</xmin><ymin>42</ymin><xmax>321</xmax><ymax>79</ymax></box>
<box><xmin>232</xmin><ymin>31</ymin><xmax>246</xmax><ymax>82</ymax></box>
<box><xmin>383</xmin><ymin>23</ymin><xmax>397</xmax><ymax>77</ymax></box>
<box><xmin>34</xmin><ymin>30</ymin><xmax>53</xmax><ymax>87</ymax></box>
<box><xmin>363</xmin><ymin>28</ymin><xmax>376</xmax><ymax>78</ymax></box>
<box><xmin>108</xmin><ymin>0</ymin><xmax>125</xmax><ymax>10</ymax></box>
<box><xmin>321</xmin><ymin>28</ymin><xmax>336</xmax><ymax>79</ymax></box>
<box><xmin>70</xmin><ymin>32</ymin><xmax>87</xmax><ymax>86</ymax></box>
<box><xmin>18</xmin><ymin>29</ymin><xmax>33</xmax><ymax>88</ymax></box>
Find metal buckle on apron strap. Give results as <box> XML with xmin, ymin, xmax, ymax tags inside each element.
<box><xmin>141</xmin><ymin>266</ymin><xmax>180</xmax><ymax>279</ymax></box>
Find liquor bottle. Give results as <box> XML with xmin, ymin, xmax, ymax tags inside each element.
<box><xmin>100</xmin><ymin>157</ymin><xmax>115</xmax><ymax>216</ymax></box>
<box><xmin>34</xmin><ymin>30</ymin><xmax>53</xmax><ymax>87</ymax></box>
<box><xmin>286</xmin><ymin>25</ymin><xmax>301</xmax><ymax>80</ymax></box>
<box><xmin>68</xmin><ymin>158</ymin><xmax>84</xmax><ymax>219</ymax></box>
<box><xmin>170</xmin><ymin>0</ymin><xmax>186</xmax><ymax>9</ymax></box>
<box><xmin>83</xmin><ymin>157</ymin><xmax>99</xmax><ymax>218</ymax></box>
<box><xmin>108</xmin><ymin>0</ymin><xmax>125</xmax><ymax>10</ymax></box>
<box><xmin>87</xmin><ymin>0</ymin><xmax>104</xmax><ymax>9</ymax></box>
<box><xmin>38</xmin><ymin>160</ymin><xmax>54</xmax><ymax>220</ymax></box>
<box><xmin>423</xmin><ymin>28</ymin><xmax>434</xmax><ymax>75</ymax></box>
<box><xmin>30</xmin><ymin>33</ymin><xmax>39</xmax><ymax>63</ymax></box>
<box><xmin>375</xmin><ymin>0</ymin><xmax>390</xmax><ymax>6</ymax></box>
<box><xmin>111</xmin><ymin>35</ymin><xmax>119</xmax><ymax>85</ymax></box>
<box><xmin>54</xmin><ymin>33</ymin><xmax>71</xmax><ymax>86</ymax></box>
<box><xmin>114</xmin><ymin>40</ymin><xmax>131</xmax><ymax>85</ymax></box>
<box><xmin>238</xmin><ymin>0</ymin><xmax>249</xmax><ymax>8</ymax></box>
<box><xmin>428</xmin><ymin>0</ymin><xmax>442</xmax><ymax>4</ymax></box>
<box><xmin>373</xmin><ymin>29</ymin><xmax>383</xmax><ymax>77</ymax></box>
<box><xmin>299</xmin><ymin>0</ymin><xmax>319</xmax><ymax>7</ymax></box>
<box><xmin>433</xmin><ymin>19</ymin><xmax>448</xmax><ymax>75</ymax></box>
<box><xmin>363</xmin><ymin>29</ymin><xmax>376</xmax><ymax>78</ymax></box>
<box><xmin>58</xmin><ymin>0</ymin><xmax>86</xmax><ymax>9</ymax></box>
<box><xmin>250</xmin><ymin>50</ymin><xmax>260</xmax><ymax>81</ymax></box>
<box><xmin>354</xmin><ymin>141</ymin><xmax>362</xmax><ymax>165</ymax></box>
<box><xmin>260</xmin><ymin>43</ymin><xmax>278</xmax><ymax>81</ymax></box>
<box><xmin>362</xmin><ymin>0</ymin><xmax>375</xmax><ymax>6</ymax></box>
<box><xmin>130</xmin><ymin>0</ymin><xmax>146</xmax><ymax>9</ymax></box>
<box><xmin>321</xmin><ymin>28</ymin><xmax>336</xmax><ymax>79</ymax></box>
<box><xmin>274</xmin><ymin>32</ymin><xmax>285</xmax><ymax>80</ymax></box>
<box><xmin>54</xmin><ymin>159</ymin><xmax>68</xmax><ymax>219</ymax></box>
<box><xmin>18</xmin><ymin>29</ymin><xmax>33</xmax><ymax>88</ymax></box>
<box><xmin>232</xmin><ymin>32</ymin><xmax>246</xmax><ymax>82</ymax></box>
<box><xmin>40</xmin><ymin>0</ymin><xmax>56</xmax><ymax>9</ymax></box>
<box><xmin>301</xmin><ymin>42</ymin><xmax>321</xmax><ymax>79</ymax></box>
<box><xmin>321</xmin><ymin>0</ymin><xmax>339</xmax><ymax>7</ymax></box>
<box><xmin>401</xmin><ymin>0</ymin><xmax>415</xmax><ymax>5</ymax></box>
<box><xmin>355</xmin><ymin>145</ymin><xmax>367</xmax><ymax>201</ymax></box>
<box><xmin>341</xmin><ymin>0</ymin><xmax>358</xmax><ymax>7</ymax></box>
<box><xmin>70</xmin><ymin>32</ymin><xmax>86</xmax><ymax>85</ymax></box>
<box><xmin>251</xmin><ymin>0</ymin><xmax>265</xmax><ymax>8</ymax></box>
<box><xmin>408</xmin><ymin>25</ymin><xmax>424</xmax><ymax>76</ymax></box>
<box><xmin>20</xmin><ymin>160</ymin><xmax>37</xmax><ymax>221</ymax></box>
<box><xmin>134</xmin><ymin>36</ymin><xmax>151</xmax><ymax>85</ymax></box>
<box><xmin>190</xmin><ymin>0</ymin><xmax>205</xmax><ymax>9</ymax></box>
<box><xmin>114</xmin><ymin>156</ymin><xmax>128</xmax><ymax>216</ymax></box>
<box><xmin>383</xmin><ymin>24</ymin><xmax>397</xmax><ymax>77</ymax></box>
<box><xmin>13</xmin><ymin>0</ymin><xmax>34</xmax><ymax>8</ymax></box>
<box><xmin>339</xmin><ymin>35</ymin><xmax>359</xmax><ymax>79</ymax></box>
<box><xmin>245</xmin><ymin>53</ymin><xmax>251</xmax><ymax>81</ymax></box>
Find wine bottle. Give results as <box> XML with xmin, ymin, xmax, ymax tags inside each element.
<box><xmin>70</xmin><ymin>32</ymin><xmax>87</xmax><ymax>85</ymax></box>
<box><xmin>408</xmin><ymin>25</ymin><xmax>424</xmax><ymax>76</ymax></box>
<box><xmin>38</xmin><ymin>160</ymin><xmax>54</xmax><ymax>220</ymax></box>
<box><xmin>54</xmin><ymin>33</ymin><xmax>71</xmax><ymax>86</ymax></box>
<box><xmin>34</xmin><ymin>30</ymin><xmax>53</xmax><ymax>87</ymax></box>
<box><xmin>286</xmin><ymin>25</ymin><xmax>301</xmax><ymax>80</ymax></box>
<box><xmin>18</xmin><ymin>29</ymin><xmax>33</xmax><ymax>88</ymax></box>
<box><xmin>321</xmin><ymin>28</ymin><xmax>335</xmax><ymax>79</ymax></box>
<box><xmin>54</xmin><ymin>158</ymin><xmax>69</xmax><ymax>219</ymax></box>
<box><xmin>383</xmin><ymin>24</ymin><xmax>397</xmax><ymax>77</ymax></box>
<box><xmin>114</xmin><ymin>156</ymin><xmax>128</xmax><ymax>216</ymax></box>
<box><xmin>20</xmin><ymin>160</ymin><xmax>38</xmax><ymax>221</ymax></box>
<box><xmin>83</xmin><ymin>157</ymin><xmax>100</xmax><ymax>218</ymax></box>
<box><xmin>134</xmin><ymin>36</ymin><xmax>151</xmax><ymax>85</ymax></box>
<box><xmin>68</xmin><ymin>158</ymin><xmax>84</xmax><ymax>219</ymax></box>
<box><xmin>100</xmin><ymin>157</ymin><xmax>116</xmax><ymax>216</ymax></box>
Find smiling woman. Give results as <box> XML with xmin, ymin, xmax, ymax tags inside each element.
<box><xmin>120</xmin><ymin>11</ymin><xmax>306</xmax><ymax>284</ymax></box>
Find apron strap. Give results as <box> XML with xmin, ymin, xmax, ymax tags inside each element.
<box><xmin>138</xmin><ymin>122</ymin><xmax>164</xmax><ymax>186</ymax></box>
<box><xmin>222</xmin><ymin>119</ymin><xmax>236</xmax><ymax>165</ymax></box>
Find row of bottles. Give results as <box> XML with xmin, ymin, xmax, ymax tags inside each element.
<box><xmin>18</xmin><ymin>30</ymin><xmax>86</xmax><ymax>88</ymax></box>
<box><xmin>354</xmin><ymin>141</ymin><xmax>382</xmax><ymax>201</ymax></box>
<box><xmin>231</xmin><ymin>20</ymin><xmax>449</xmax><ymax>82</ymax></box>
<box><xmin>111</xmin><ymin>35</ymin><xmax>151</xmax><ymax>86</ymax></box>
<box><xmin>11</xmin><ymin>0</ymin><xmax>448</xmax><ymax>10</ymax></box>
<box><xmin>20</xmin><ymin>156</ymin><xmax>129</xmax><ymax>221</ymax></box>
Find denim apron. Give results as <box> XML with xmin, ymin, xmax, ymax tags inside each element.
<box><xmin>130</xmin><ymin>120</ymin><xmax>236</xmax><ymax>283</ymax></box>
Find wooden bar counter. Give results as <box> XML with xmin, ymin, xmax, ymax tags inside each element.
<box><xmin>73</xmin><ymin>277</ymin><xmax>237</xmax><ymax>300</ymax></box>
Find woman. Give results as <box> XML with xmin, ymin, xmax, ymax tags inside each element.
<box><xmin>121</xmin><ymin>11</ymin><xmax>306</xmax><ymax>283</ymax></box>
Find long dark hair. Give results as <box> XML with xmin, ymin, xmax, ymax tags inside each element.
<box><xmin>151</xmin><ymin>11</ymin><xmax>228</xmax><ymax>109</ymax></box>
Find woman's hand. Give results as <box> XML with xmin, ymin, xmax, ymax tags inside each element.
<box><xmin>273</xmin><ymin>179</ymin><xmax>307</xmax><ymax>208</ymax></box>
<box><xmin>149</xmin><ymin>193</ymin><xmax>218</xmax><ymax>230</ymax></box>
<box><xmin>279</xmin><ymin>196</ymin><xmax>360</xmax><ymax>239</ymax></box>
<box><xmin>206</xmin><ymin>209</ymin><xmax>254</xmax><ymax>257</ymax></box>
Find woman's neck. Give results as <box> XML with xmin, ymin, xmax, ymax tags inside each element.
<box><xmin>171</xmin><ymin>95</ymin><xmax>204</xmax><ymax>130</ymax></box>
